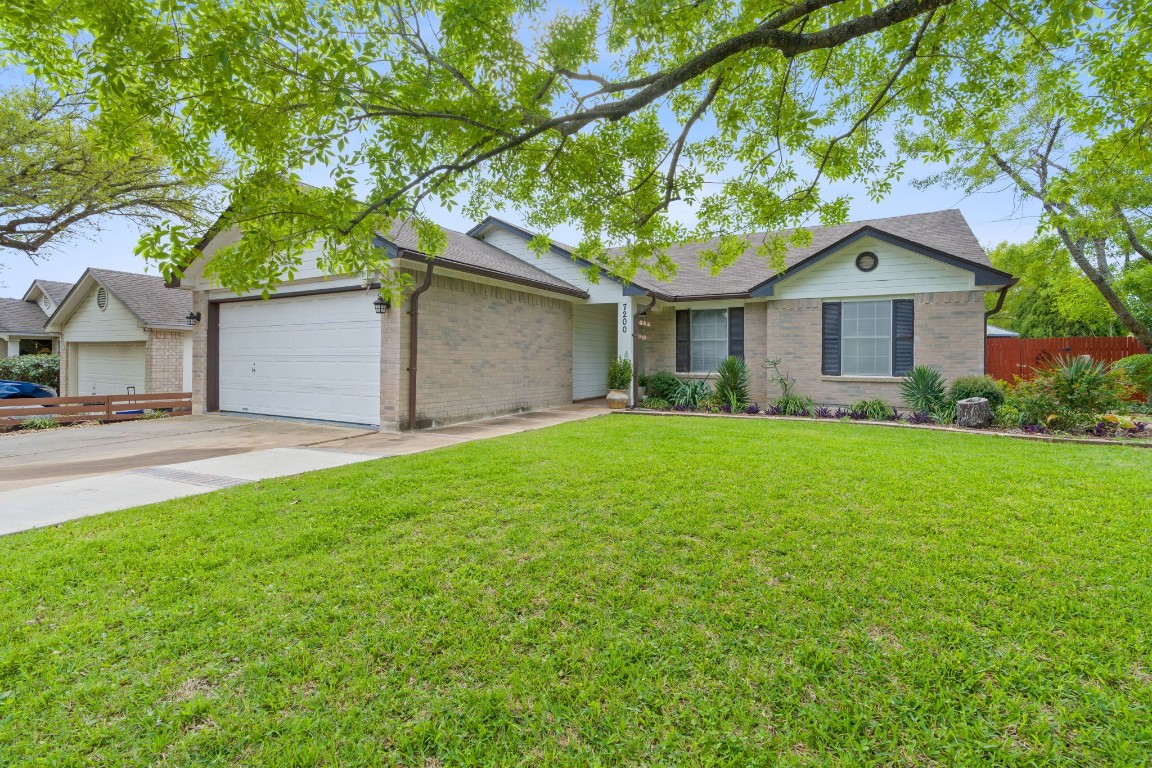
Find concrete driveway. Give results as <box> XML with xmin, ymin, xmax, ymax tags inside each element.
<box><xmin>0</xmin><ymin>415</ymin><xmax>372</xmax><ymax>492</ymax></box>
<box><xmin>0</xmin><ymin>405</ymin><xmax>607</xmax><ymax>536</ymax></box>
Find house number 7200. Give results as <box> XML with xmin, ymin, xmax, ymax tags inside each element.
<box><xmin>620</xmin><ymin>304</ymin><xmax>629</xmax><ymax>333</ymax></box>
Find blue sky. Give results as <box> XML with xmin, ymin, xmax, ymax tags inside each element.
<box><xmin>0</xmin><ymin>168</ymin><xmax>1041</xmax><ymax>298</ymax></box>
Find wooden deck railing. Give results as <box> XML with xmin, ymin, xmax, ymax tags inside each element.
<box><xmin>0</xmin><ymin>392</ymin><xmax>193</xmax><ymax>425</ymax></box>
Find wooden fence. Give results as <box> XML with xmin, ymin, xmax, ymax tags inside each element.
<box><xmin>0</xmin><ymin>392</ymin><xmax>193</xmax><ymax>426</ymax></box>
<box><xmin>986</xmin><ymin>337</ymin><xmax>1147</xmax><ymax>382</ymax></box>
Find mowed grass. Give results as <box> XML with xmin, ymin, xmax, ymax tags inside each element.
<box><xmin>2</xmin><ymin>417</ymin><xmax>1151</xmax><ymax>766</ymax></box>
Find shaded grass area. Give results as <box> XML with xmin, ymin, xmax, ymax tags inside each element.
<box><xmin>1</xmin><ymin>417</ymin><xmax>1151</xmax><ymax>765</ymax></box>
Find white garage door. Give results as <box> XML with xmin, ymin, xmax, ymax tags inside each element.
<box><xmin>573</xmin><ymin>304</ymin><xmax>617</xmax><ymax>400</ymax></box>
<box><xmin>218</xmin><ymin>291</ymin><xmax>382</xmax><ymax>426</ymax></box>
<box><xmin>76</xmin><ymin>343</ymin><xmax>146</xmax><ymax>395</ymax></box>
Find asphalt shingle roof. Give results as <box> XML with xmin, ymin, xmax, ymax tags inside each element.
<box><xmin>385</xmin><ymin>221</ymin><xmax>586</xmax><ymax>297</ymax></box>
<box><xmin>0</xmin><ymin>298</ymin><xmax>50</xmax><ymax>334</ymax></box>
<box><xmin>616</xmin><ymin>209</ymin><xmax>992</xmax><ymax>298</ymax></box>
<box><xmin>34</xmin><ymin>280</ymin><xmax>74</xmax><ymax>304</ymax></box>
<box><xmin>88</xmin><ymin>269</ymin><xmax>192</xmax><ymax>328</ymax></box>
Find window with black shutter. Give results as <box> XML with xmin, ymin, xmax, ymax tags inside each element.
<box><xmin>821</xmin><ymin>302</ymin><xmax>842</xmax><ymax>375</ymax></box>
<box><xmin>727</xmin><ymin>307</ymin><xmax>744</xmax><ymax>360</ymax></box>
<box><xmin>675</xmin><ymin>309</ymin><xmax>690</xmax><ymax>372</ymax></box>
<box><xmin>892</xmin><ymin>299</ymin><xmax>915</xmax><ymax>375</ymax></box>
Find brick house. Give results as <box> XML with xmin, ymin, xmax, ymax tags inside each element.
<box><xmin>44</xmin><ymin>269</ymin><xmax>193</xmax><ymax>396</ymax></box>
<box><xmin>173</xmin><ymin>209</ymin><xmax>1014</xmax><ymax>430</ymax></box>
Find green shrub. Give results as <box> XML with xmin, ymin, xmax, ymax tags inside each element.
<box><xmin>852</xmin><ymin>398</ymin><xmax>893</xmax><ymax>421</ymax></box>
<box><xmin>671</xmin><ymin>378</ymin><xmax>711</xmax><ymax>409</ymax></box>
<box><xmin>900</xmin><ymin>365</ymin><xmax>947</xmax><ymax>413</ymax></box>
<box><xmin>0</xmin><ymin>354</ymin><xmax>60</xmax><ymax>390</ymax></box>
<box><xmin>20</xmin><ymin>415</ymin><xmax>60</xmax><ymax>431</ymax></box>
<box><xmin>949</xmin><ymin>375</ymin><xmax>1005</xmax><ymax>408</ymax></box>
<box><xmin>1115</xmin><ymin>354</ymin><xmax>1152</xmax><ymax>397</ymax></box>
<box><xmin>773</xmin><ymin>394</ymin><xmax>814</xmax><ymax>416</ymax></box>
<box><xmin>713</xmin><ymin>356</ymin><xmax>750</xmax><ymax>411</ymax></box>
<box><xmin>1034</xmin><ymin>355</ymin><xmax>1127</xmax><ymax>415</ymax></box>
<box><xmin>640</xmin><ymin>396</ymin><xmax>671</xmax><ymax>410</ymax></box>
<box><xmin>698</xmin><ymin>392</ymin><xmax>723</xmax><ymax>413</ymax></box>
<box><xmin>645</xmin><ymin>371</ymin><xmax>681</xmax><ymax>400</ymax></box>
<box><xmin>607</xmin><ymin>357</ymin><xmax>632</xmax><ymax>390</ymax></box>
<box><xmin>931</xmin><ymin>400</ymin><xmax>957</xmax><ymax>425</ymax></box>
<box><xmin>993</xmin><ymin>403</ymin><xmax>1022</xmax><ymax>429</ymax></box>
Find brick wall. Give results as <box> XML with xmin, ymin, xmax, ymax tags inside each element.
<box><xmin>638</xmin><ymin>293</ymin><xmax>986</xmax><ymax>407</ymax></box>
<box><xmin>389</xmin><ymin>273</ymin><xmax>573</xmax><ymax>428</ymax></box>
<box><xmin>190</xmin><ymin>291</ymin><xmax>209</xmax><ymax>413</ymax></box>
<box><xmin>763</xmin><ymin>290</ymin><xmax>986</xmax><ymax>407</ymax></box>
<box><xmin>639</xmin><ymin>302</ymin><xmax>769</xmax><ymax>403</ymax></box>
<box><xmin>145</xmin><ymin>329</ymin><xmax>189</xmax><ymax>393</ymax></box>
<box><xmin>58</xmin><ymin>342</ymin><xmax>71</xmax><ymax>396</ymax></box>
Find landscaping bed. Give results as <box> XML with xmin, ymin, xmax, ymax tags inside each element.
<box><xmin>637</xmin><ymin>352</ymin><xmax>1152</xmax><ymax>445</ymax></box>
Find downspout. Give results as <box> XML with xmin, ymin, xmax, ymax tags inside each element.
<box><xmin>632</xmin><ymin>294</ymin><xmax>657</xmax><ymax>405</ymax></box>
<box><xmin>407</xmin><ymin>261</ymin><xmax>435</xmax><ymax>430</ymax></box>
<box><xmin>983</xmin><ymin>282</ymin><xmax>1013</xmax><ymax>375</ymax></box>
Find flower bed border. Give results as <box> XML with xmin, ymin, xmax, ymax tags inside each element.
<box><xmin>616</xmin><ymin>408</ymin><xmax>1152</xmax><ymax>449</ymax></box>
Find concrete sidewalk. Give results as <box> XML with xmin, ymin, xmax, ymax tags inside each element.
<box><xmin>0</xmin><ymin>404</ymin><xmax>606</xmax><ymax>536</ymax></box>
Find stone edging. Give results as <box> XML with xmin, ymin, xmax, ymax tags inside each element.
<box><xmin>614</xmin><ymin>409</ymin><xmax>1152</xmax><ymax>449</ymax></box>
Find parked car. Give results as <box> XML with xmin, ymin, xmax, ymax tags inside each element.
<box><xmin>0</xmin><ymin>380</ymin><xmax>57</xmax><ymax>399</ymax></box>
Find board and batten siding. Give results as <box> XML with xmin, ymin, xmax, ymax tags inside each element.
<box><xmin>477</xmin><ymin>229</ymin><xmax>627</xmax><ymax>304</ymax></box>
<box><xmin>61</xmin><ymin>285</ymin><xmax>148</xmax><ymax>343</ymax></box>
<box><xmin>572</xmin><ymin>303</ymin><xmax>616</xmax><ymax>400</ymax></box>
<box><xmin>771</xmin><ymin>236</ymin><xmax>976</xmax><ymax>300</ymax></box>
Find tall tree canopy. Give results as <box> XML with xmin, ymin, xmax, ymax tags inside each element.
<box><xmin>901</xmin><ymin>10</ymin><xmax>1152</xmax><ymax>346</ymax></box>
<box><xmin>1</xmin><ymin>1</ymin><xmax>1146</xmax><ymax>300</ymax></box>
<box><xmin>985</xmin><ymin>238</ymin><xmax>1151</xmax><ymax>338</ymax></box>
<box><xmin>0</xmin><ymin>84</ymin><xmax>224</xmax><ymax>263</ymax></box>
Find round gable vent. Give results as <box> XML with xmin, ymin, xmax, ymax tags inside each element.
<box><xmin>855</xmin><ymin>251</ymin><xmax>879</xmax><ymax>272</ymax></box>
<box><xmin>96</xmin><ymin>286</ymin><xmax>108</xmax><ymax>311</ymax></box>
<box><xmin>41</xmin><ymin>295</ymin><xmax>51</xmax><ymax>311</ymax></box>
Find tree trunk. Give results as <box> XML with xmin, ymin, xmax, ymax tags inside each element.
<box><xmin>956</xmin><ymin>397</ymin><xmax>993</xmax><ymax>429</ymax></box>
<box><xmin>1058</xmin><ymin>229</ymin><xmax>1152</xmax><ymax>349</ymax></box>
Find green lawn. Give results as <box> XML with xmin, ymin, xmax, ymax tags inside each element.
<box><xmin>2</xmin><ymin>417</ymin><xmax>1151</xmax><ymax>766</ymax></box>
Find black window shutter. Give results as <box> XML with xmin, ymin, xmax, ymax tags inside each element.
<box><xmin>675</xmin><ymin>309</ymin><xmax>691</xmax><ymax>373</ymax></box>
<box><xmin>821</xmin><ymin>302</ymin><xmax>841</xmax><ymax>376</ymax></box>
<box><xmin>727</xmin><ymin>307</ymin><xmax>745</xmax><ymax>360</ymax></box>
<box><xmin>892</xmin><ymin>299</ymin><xmax>915</xmax><ymax>376</ymax></box>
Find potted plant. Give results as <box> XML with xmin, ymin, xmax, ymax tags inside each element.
<box><xmin>637</xmin><ymin>373</ymin><xmax>650</xmax><ymax>399</ymax></box>
<box><xmin>606</xmin><ymin>357</ymin><xmax>632</xmax><ymax>410</ymax></box>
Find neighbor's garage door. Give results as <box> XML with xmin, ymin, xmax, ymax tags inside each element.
<box><xmin>76</xmin><ymin>342</ymin><xmax>146</xmax><ymax>395</ymax></box>
<box><xmin>218</xmin><ymin>291</ymin><xmax>381</xmax><ymax>425</ymax></box>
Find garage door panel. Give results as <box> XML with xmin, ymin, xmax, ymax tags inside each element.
<box><xmin>218</xmin><ymin>292</ymin><xmax>381</xmax><ymax>426</ymax></box>
<box><xmin>76</xmin><ymin>343</ymin><xmax>146</xmax><ymax>396</ymax></box>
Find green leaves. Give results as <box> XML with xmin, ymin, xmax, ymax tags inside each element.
<box><xmin>3</xmin><ymin>1</ymin><xmax>1148</xmax><ymax>296</ymax></box>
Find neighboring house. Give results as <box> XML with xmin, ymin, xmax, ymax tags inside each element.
<box><xmin>986</xmin><ymin>325</ymin><xmax>1020</xmax><ymax>338</ymax></box>
<box><xmin>0</xmin><ymin>279</ymin><xmax>73</xmax><ymax>358</ymax></box>
<box><xmin>45</xmin><ymin>269</ymin><xmax>193</xmax><ymax>396</ymax></box>
<box><xmin>175</xmin><ymin>209</ymin><xmax>1014</xmax><ymax>429</ymax></box>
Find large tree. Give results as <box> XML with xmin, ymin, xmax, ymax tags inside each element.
<box><xmin>985</xmin><ymin>238</ymin><xmax>1150</xmax><ymax>338</ymax></box>
<box><xmin>1</xmin><ymin>1</ymin><xmax>1144</xmax><ymax>297</ymax></box>
<box><xmin>901</xmin><ymin>7</ymin><xmax>1152</xmax><ymax>347</ymax></box>
<box><xmin>0</xmin><ymin>84</ymin><xmax>224</xmax><ymax>261</ymax></box>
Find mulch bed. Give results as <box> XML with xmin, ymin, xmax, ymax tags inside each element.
<box><xmin>618</xmin><ymin>408</ymin><xmax>1152</xmax><ymax>448</ymax></box>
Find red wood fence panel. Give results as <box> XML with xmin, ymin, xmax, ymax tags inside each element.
<box><xmin>0</xmin><ymin>392</ymin><xmax>192</xmax><ymax>425</ymax></box>
<box><xmin>986</xmin><ymin>337</ymin><xmax>1147</xmax><ymax>382</ymax></box>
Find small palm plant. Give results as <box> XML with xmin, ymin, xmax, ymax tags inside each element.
<box><xmin>900</xmin><ymin>365</ymin><xmax>947</xmax><ymax>413</ymax></box>
<box><xmin>714</xmin><ymin>356</ymin><xmax>750</xmax><ymax>411</ymax></box>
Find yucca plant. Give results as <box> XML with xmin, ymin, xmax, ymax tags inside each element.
<box><xmin>671</xmin><ymin>378</ymin><xmax>712</xmax><ymax>409</ymax></box>
<box><xmin>714</xmin><ymin>356</ymin><xmax>750</xmax><ymax>411</ymax></box>
<box><xmin>900</xmin><ymin>365</ymin><xmax>947</xmax><ymax>413</ymax></box>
